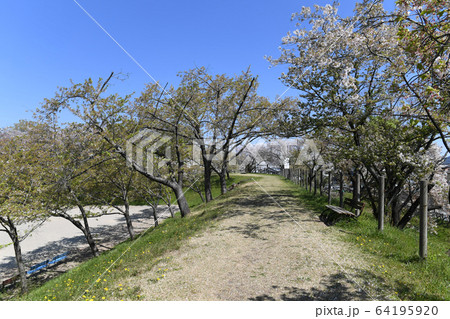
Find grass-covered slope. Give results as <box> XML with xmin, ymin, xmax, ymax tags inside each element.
<box><xmin>286</xmin><ymin>178</ymin><xmax>450</xmax><ymax>301</ymax></box>
<box><xmin>18</xmin><ymin>175</ymin><xmax>255</xmax><ymax>301</ymax></box>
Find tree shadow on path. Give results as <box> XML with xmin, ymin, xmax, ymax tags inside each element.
<box><xmin>249</xmin><ymin>272</ymin><xmax>371</xmax><ymax>301</ymax></box>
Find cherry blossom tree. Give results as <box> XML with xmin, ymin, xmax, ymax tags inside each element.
<box><xmin>40</xmin><ymin>123</ymin><xmax>106</xmax><ymax>257</ymax></box>
<box><xmin>137</xmin><ymin>67</ymin><xmax>275</xmax><ymax>200</ymax></box>
<box><xmin>394</xmin><ymin>0</ymin><xmax>450</xmax><ymax>152</ymax></box>
<box><xmin>87</xmin><ymin>154</ymin><xmax>138</xmax><ymax>240</ymax></box>
<box><xmin>269</xmin><ymin>0</ymin><xmax>444</xmax><ymax>227</ymax></box>
<box><xmin>0</xmin><ymin>122</ymin><xmax>47</xmax><ymax>293</ymax></box>
<box><xmin>40</xmin><ymin>74</ymin><xmax>192</xmax><ymax>217</ymax></box>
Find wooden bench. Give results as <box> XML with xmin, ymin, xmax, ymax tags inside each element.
<box><xmin>320</xmin><ymin>198</ymin><xmax>365</xmax><ymax>226</ymax></box>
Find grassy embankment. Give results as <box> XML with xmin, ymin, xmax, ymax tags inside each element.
<box><xmin>15</xmin><ymin>174</ymin><xmax>255</xmax><ymax>301</ymax></box>
<box><xmin>284</xmin><ymin>178</ymin><xmax>449</xmax><ymax>301</ymax></box>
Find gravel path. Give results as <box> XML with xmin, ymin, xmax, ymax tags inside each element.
<box><xmin>132</xmin><ymin>174</ymin><xmax>381</xmax><ymax>301</ymax></box>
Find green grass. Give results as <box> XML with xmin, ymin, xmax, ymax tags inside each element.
<box><xmin>183</xmin><ymin>174</ymin><xmax>237</xmax><ymax>208</ymax></box>
<box><xmin>130</xmin><ymin>173</ymin><xmax>236</xmax><ymax>208</ymax></box>
<box><xmin>284</xmin><ymin>178</ymin><xmax>450</xmax><ymax>301</ymax></box>
<box><xmin>12</xmin><ymin>174</ymin><xmax>255</xmax><ymax>301</ymax></box>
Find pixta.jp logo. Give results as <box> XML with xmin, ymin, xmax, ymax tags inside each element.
<box><xmin>126</xmin><ymin>129</ymin><xmax>171</xmax><ymax>175</ymax></box>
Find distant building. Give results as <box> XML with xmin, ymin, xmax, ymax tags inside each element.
<box><xmin>444</xmin><ymin>156</ymin><xmax>450</xmax><ymax>167</ymax></box>
<box><xmin>444</xmin><ymin>157</ymin><xmax>450</xmax><ymax>182</ymax></box>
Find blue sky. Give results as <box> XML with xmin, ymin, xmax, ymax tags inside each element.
<box><xmin>0</xmin><ymin>0</ymin><xmax>397</xmax><ymax>127</ymax></box>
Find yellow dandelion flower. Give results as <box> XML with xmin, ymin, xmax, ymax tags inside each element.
<box><xmin>104</xmin><ymin>287</ymin><xmax>109</xmax><ymax>291</ymax></box>
<box><xmin>102</xmin><ymin>297</ymin><xmax>106</xmax><ymax>300</ymax></box>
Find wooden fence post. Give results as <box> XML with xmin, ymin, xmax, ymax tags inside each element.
<box><xmin>300</xmin><ymin>169</ymin><xmax>302</xmax><ymax>187</ymax></box>
<box><xmin>314</xmin><ymin>170</ymin><xmax>317</xmax><ymax>196</ymax></box>
<box><xmin>305</xmin><ymin>170</ymin><xmax>307</xmax><ymax>190</ymax></box>
<box><xmin>378</xmin><ymin>175</ymin><xmax>385</xmax><ymax>231</ymax></box>
<box><xmin>319</xmin><ymin>170</ymin><xmax>323</xmax><ymax>196</ymax></box>
<box><xmin>355</xmin><ymin>170</ymin><xmax>361</xmax><ymax>215</ymax></box>
<box><xmin>309</xmin><ymin>170</ymin><xmax>312</xmax><ymax>192</ymax></box>
<box><xmin>339</xmin><ymin>171</ymin><xmax>344</xmax><ymax>207</ymax></box>
<box><xmin>304</xmin><ymin>169</ymin><xmax>307</xmax><ymax>189</ymax></box>
<box><xmin>419</xmin><ymin>180</ymin><xmax>428</xmax><ymax>259</ymax></box>
<box><xmin>327</xmin><ymin>171</ymin><xmax>332</xmax><ymax>205</ymax></box>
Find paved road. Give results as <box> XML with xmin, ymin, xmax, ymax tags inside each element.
<box><xmin>0</xmin><ymin>205</ymin><xmax>174</xmax><ymax>281</ymax></box>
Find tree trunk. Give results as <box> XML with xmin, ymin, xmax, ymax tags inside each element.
<box><xmin>319</xmin><ymin>170</ymin><xmax>323</xmax><ymax>196</ymax></box>
<box><xmin>152</xmin><ymin>206</ymin><xmax>159</xmax><ymax>227</ymax></box>
<box><xmin>398</xmin><ymin>183</ymin><xmax>434</xmax><ymax>229</ymax></box>
<box><xmin>168</xmin><ymin>204</ymin><xmax>175</xmax><ymax>218</ymax></box>
<box><xmin>197</xmin><ymin>190</ymin><xmax>205</xmax><ymax>203</ymax></box>
<box><xmin>219</xmin><ymin>169</ymin><xmax>227</xmax><ymax>195</ymax></box>
<box><xmin>123</xmin><ymin>201</ymin><xmax>135</xmax><ymax>240</ymax></box>
<box><xmin>68</xmin><ymin>187</ymin><xmax>99</xmax><ymax>257</ymax></box>
<box><xmin>309</xmin><ymin>169</ymin><xmax>313</xmax><ymax>192</ymax></box>
<box><xmin>204</xmin><ymin>160</ymin><xmax>213</xmax><ymax>202</ymax></box>
<box><xmin>77</xmin><ymin>205</ymin><xmax>100</xmax><ymax>257</ymax></box>
<box><xmin>313</xmin><ymin>172</ymin><xmax>317</xmax><ymax>196</ymax></box>
<box><xmin>173</xmin><ymin>184</ymin><xmax>191</xmax><ymax>217</ymax></box>
<box><xmin>9</xmin><ymin>222</ymin><xmax>27</xmax><ymax>294</ymax></box>
<box><xmin>391</xmin><ymin>196</ymin><xmax>400</xmax><ymax>226</ymax></box>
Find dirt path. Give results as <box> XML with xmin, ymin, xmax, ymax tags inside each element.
<box><xmin>133</xmin><ymin>174</ymin><xmax>383</xmax><ymax>301</ymax></box>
